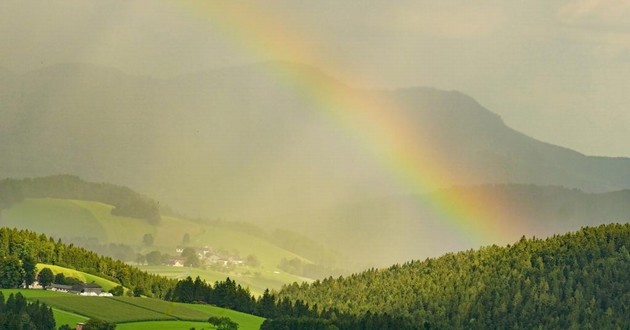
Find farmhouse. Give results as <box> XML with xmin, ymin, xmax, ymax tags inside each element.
<box><xmin>51</xmin><ymin>284</ymin><xmax>73</xmax><ymax>292</ymax></box>
<box><xmin>72</xmin><ymin>283</ymin><xmax>102</xmax><ymax>295</ymax></box>
<box><xmin>167</xmin><ymin>258</ymin><xmax>186</xmax><ymax>267</ymax></box>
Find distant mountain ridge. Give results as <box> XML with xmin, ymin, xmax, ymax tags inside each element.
<box><xmin>1</xmin><ymin>62</ymin><xmax>629</xmax><ymax>265</ymax></box>
<box><xmin>1</xmin><ymin>62</ymin><xmax>629</xmax><ymax>217</ymax></box>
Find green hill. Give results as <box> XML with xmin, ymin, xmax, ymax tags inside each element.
<box><xmin>278</xmin><ymin>223</ymin><xmax>630</xmax><ymax>329</ymax></box>
<box><xmin>0</xmin><ymin>197</ymin><xmax>317</xmax><ymax>291</ymax></box>
<box><xmin>35</xmin><ymin>263</ymin><xmax>120</xmax><ymax>292</ymax></box>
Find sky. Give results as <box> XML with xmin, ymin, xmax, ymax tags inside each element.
<box><xmin>1</xmin><ymin>0</ymin><xmax>629</xmax><ymax>157</ymax></box>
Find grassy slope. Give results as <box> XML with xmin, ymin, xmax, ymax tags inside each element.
<box><xmin>3</xmin><ymin>198</ymin><xmax>307</xmax><ymax>264</ymax></box>
<box><xmin>36</xmin><ymin>263</ymin><xmax>120</xmax><ymax>291</ymax></box>
<box><xmin>0</xmin><ymin>289</ymin><xmax>263</xmax><ymax>330</ymax></box>
<box><xmin>2</xmin><ymin>198</ymin><xmax>311</xmax><ymax>290</ymax></box>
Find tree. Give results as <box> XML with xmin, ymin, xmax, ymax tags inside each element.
<box><xmin>181</xmin><ymin>247</ymin><xmax>200</xmax><ymax>267</ymax></box>
<box><xmin>142</xmin><ymin>233</ymin><xmax>154</xmax><ymax>246</ymax></box>
<box><xmin>54</xmin><ymin>272</ymin><xmax>66</xmax><ymax>284</ymax></box>
<box><xmin>38</xmin><ymin>267</ymin><xmax>54</xmax><ymax>289</ymax></box>
<box><xmin>182</xmin><ymin>233</ymin><xmax>190</xmax><ymax>246</ymax></box>
<box><xmin>109</xmin><ymin>285</ymin><xmax>124</xmax><ymax>296</ymax></box>
<box><xmin>145</xmin><ymin>250</ymin><xmax>163</xmax><ymax>266</ymax></box>
<box><xmin>22</xmin><ymin>255</ymin><xmax>37</xmax><ymax>287</ymax></box>
<box><xmin>82</xmin><ymin>318</ymin><xmax>116</xmax><ymax>330</ymax></box>
<box><xmin>208</xmin><ymin>316</ymin><xmax>239</xmax><ymax>330</ymax></box>
<box><xmin>0</xmin><ymin>256</ymin><xmax>25</xmax><ymax>288</ymax></box>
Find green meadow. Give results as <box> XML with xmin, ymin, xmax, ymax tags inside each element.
<box><xmin>0</xmin><ymin>289</ymin><xmax>264</xmax><ymax>330</ymax></box>
<box><xmin>3</xmin><ymin>198</ymin><xmax>309</xmax><ymax>267</ymax></box>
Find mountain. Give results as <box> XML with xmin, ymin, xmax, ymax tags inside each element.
<box><xmin>277</xmin><ymin>223</ymin><xmax>630</xmax><ymax>329</ymax></box>
<box><xmin>2</xmin><ymin>62</ymin><xmax>629</xmax><ymax>216</ymax></box>
<box><xmin>2</xmin><ymin>62</ymin><xmax>630</xmax><ymax>267</ymax></box>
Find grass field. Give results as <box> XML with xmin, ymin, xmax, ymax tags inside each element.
<box><xmin>112</xmin><ymin>297</ymin><xmax>210</xmax><ymax>321</ymax></box>
<box><xmin>52</xmin><ymin>308</ymin><xmax>89</xmax><ymax>327</ymax></box>
<box><xmin>0</xmin><ymin>289</ymin><xmax>264</xmax><ymax>330</ymax></box>
<box><xmin>116</xmin><ymin>320</ymin><xmax>217</xmax><ymax>330</ymax></box>
<box><xmin>36</xmin><ymin>263</ymin><xmax>121</xmax><ymax>291</ymax></box>
<box><xmin>2</xmin><ymin>198</ymin><xmax>311</xmax><ymax>270</ymax></box>
<box><xmin>37</xmin><ymin>296</ymin><xmax>175</xmax><ymax>323</ymax></box>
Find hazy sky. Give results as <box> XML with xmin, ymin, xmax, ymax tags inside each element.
<box><xmin>2</xmin><ymin>0</ymin><xmax>629</xmax><ymax>156</ymax></box>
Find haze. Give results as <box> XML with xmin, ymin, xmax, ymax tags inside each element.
<box><xmin>2</xmin><ymin>0</ymin><xmax>629</xmax><ymax>157</ymax></box>
<box><xmin>2</xmin><ymin>1</ymin><xmax>630</xmax><ymax>267</ymax></box>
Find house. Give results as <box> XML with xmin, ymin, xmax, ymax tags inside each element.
<box><xmin>71</xmin><ymin>283</ymin><xmax>102</xmax><ymax>295</ymax></box>
<box><xmin>167</xmin><ymin>258</ymin><xmax>186</xmax><ymax>267</ymax></box>
<box><xmin>51</xmin><ymin>284</ymin><xmax>73</xmax><ymax>292</ymax></box>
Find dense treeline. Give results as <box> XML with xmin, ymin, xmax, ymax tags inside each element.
<box><xmin>0</xmin><ymin>227</ymin><xmax>175</xmax><ymax>297</ymax></box>
<box><xmin>170</xmin><ymin>277</ymin><xmax>419</xmax><ymax>329</ymax></box>
<box><xmin>0</xmin><ymin>292</ymin><xmax>56</xmax><ymax>330</ymax></box>
<box><xmin>278</xmin><ymin>223</ymin><xmax>630</xmax><ymax>329</ymax></box>
<box><xmin>0</xmin><ymin>175</ymin><xmax>161</xmax><ymax>224</ymax></box>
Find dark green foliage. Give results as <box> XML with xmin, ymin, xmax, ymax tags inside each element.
<box><xmin>0</xmin><ymin>175</ymin><xmax>161</xmax><ymax>224</ymax></box>
<box><xmin>145</xmin><ymin>250</ymin><xmax>164</xmax><ymax>266</ymax></box>
<box><xmin>181</xmin><ymin>247</ymin><xmax>200</xmax><ymax>267</ymax></box>
<box><xmin>0</xmin><ymin>292</ymin><xmax>55</xmax><ymax>330</ymax></box>
<box><xmin>82</xmin><ymin>318</ymin><xmax>116</xmax><ymax>330</ymax></box>
<box><xmin>22</xmin><ymin>255</ymin><xmax>37</xmax><ymax>287</ymax></box>
<box><xmin>0</xmin><ymin>227</ymin><xmax>176</xmax><ymax>298</ymax></box>
<box><xmin>109</xmin><ymin>285</ymin><xmax>124</xmax><ymax>296</ymax></box>
<box><xmin>0</xmin><ymin>255</ymin><xmax>26</xmax><ymax>288</ymax></box>
<box><xmin>278</xmin><ymin>224</ymin><xmax>630</xmax><ymax>329</ymax></box>
<box><xmin>208</xmin><ymin>316</ymin><xmax>239</xmax><ymax>330</ymax></box>
<box><xmin>37</xmin><ymin>267</ymin><xmax>54</xmax><ymax>289</ymax></box>
<box><xmin>171</xmin><ymin>277</ymin><xmax>255</xmax><ymax>314</ymax></box>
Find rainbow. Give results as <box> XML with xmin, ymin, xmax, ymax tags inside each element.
<box><xmin>173</xmin><ymin>2</ymin><xmax>527</xmax><ymax>247</ymax></box>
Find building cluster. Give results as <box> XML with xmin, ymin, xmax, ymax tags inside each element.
<box><xmin>49</xmin><ymin>282</ymin><xmax>112</xmax><ymax>296</ymax></box>
<box><xmin>167</xmin><ymin>245</ymin><xmax>244</xmax><ymax>268</ymax></box>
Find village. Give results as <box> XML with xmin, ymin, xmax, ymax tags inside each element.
<box><xmin>165</xmin><ymin>245</ymin><xmax>246</xmax><ymax>268</ymax></box>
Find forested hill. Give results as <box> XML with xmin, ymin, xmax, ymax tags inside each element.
<box><xmin>0</xmin><ymin>227</ymin><xmax>174</xmax><ymax>297</ymax></box>
<box><xmin>278</xmin><ymin>223</ymin><xmax>630</xmax><ymax>329</ymax></box>
<box><xmin>0</xmin><ymin>175</ymin><xmax>161</xmax><ymax>224</ymax></box>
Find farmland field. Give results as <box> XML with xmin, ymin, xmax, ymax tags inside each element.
<box><xmin>115</xmin><ymin>320</ymin><xmax>234</xmax><ymax>330</ymax></box>
<box><xmin>183</xmin><ymin>303</ymin><xmax>265</xmax><ymax>330</ymax></box>
<box><xmin>52</xmin><ymin>308</ymin><xmax>89</xmax><ymax>327</ymax></box>
<box><xmin>112</xmin><ymin>297</ymin><xmax>210</xmax><ymax>321</ymax></box>
<box><xmin>1</xmin><ymin>289</ymin><xmax>264</xmax><ymax>329</ymax></box>
<box><xmin>36</xmin><ymin>296</ymin><xmax>174</xmax><ymax>323</ymax></box>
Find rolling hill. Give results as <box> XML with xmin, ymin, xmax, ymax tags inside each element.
<box><xmin>0</xmin><ymin>196</ymin><xmax>320</xmax><ymax>291</ymax></box>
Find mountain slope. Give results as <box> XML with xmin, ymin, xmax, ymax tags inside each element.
<box><xmin>282</xmin><ymin>185</ymin><xmax>630</xmax><ymax>266</ymax></box>
<box><xmin>278</xmin><ymin>223</ymin><xmax>630</xmax><ymax>329</ymax></box>
<box><xmin>1</xmin><ymin>62</ymin><xmax>629</xmax><ymax>222</ymax></box>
